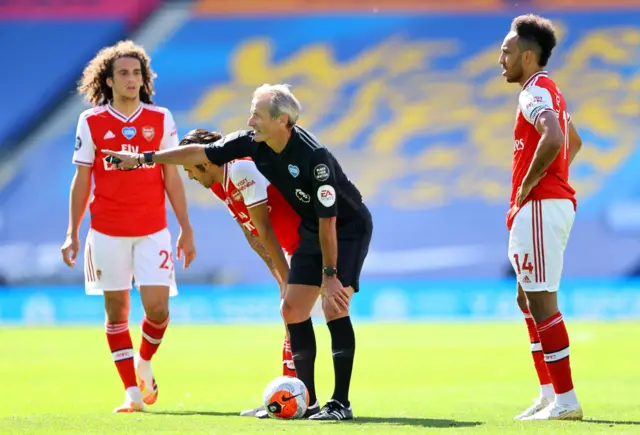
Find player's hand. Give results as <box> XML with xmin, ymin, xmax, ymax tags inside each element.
<box><xmin>516</xmin><ymin>172</ymin><xmax>546</xmax><ymax>207</ymax></box>
<box><xmin>102</xmin><ymin>149</ymin><xmax>141</xmax><ymax>170</ymax></box>
<box><xmin>322</xmin><ymin>276</ymin><xmax>350</xmax><ymax>313</ymax></box>
<box><xmin>176</xmin><ymin>227</ymin><xmax>196</xmax><ymax>269</ymax></box>
<box><xmin>61</xmin><ymin>235</ymin><xmax>80</xmax><ymax>268</ymax></box>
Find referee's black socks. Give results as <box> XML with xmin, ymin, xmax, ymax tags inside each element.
<box><xmin>287</xmin><ymin>317</ymin><xmax>317</xmax><ymax>405</ymax></box>
<box><xmin>327</xmin><ymin>316</ymin><xmax>355</xmax><ymax>407</ymax></box>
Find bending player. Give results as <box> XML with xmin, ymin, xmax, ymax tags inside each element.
<box><xmin>60</xmin><ymin>41</ymin><xmax>196</xmax><ymax>413</ymax></box>
<box><xmin>179</xmin><ymin>128</ymin><xmax>303</xmax><ymax>418</ymax></box>
<box><xmin>500</xmin><ymin>15</ymin><xmax>583</xmax><ymax>420</ymax></box>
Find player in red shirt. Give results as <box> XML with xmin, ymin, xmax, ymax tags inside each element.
<box><xmin>60</xmin><ymin>41</ymin><xmax>196</xmax><ymax>413</ymax></box>
<box><xmin>500</xmin><ymin>15</ymin><xmax>584</xmax><ymax>420</ymax></box>
<box><xmin>178</xmin><ymin>129</ymin><xmax>305</xmax><ymax>418</ymax></box>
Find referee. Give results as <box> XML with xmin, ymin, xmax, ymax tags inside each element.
<box><xmin>104</xmin><ymin>84</ymin><xmax>373</xmax><ymax>421</ymax></box>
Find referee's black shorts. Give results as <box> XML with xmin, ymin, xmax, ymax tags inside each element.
<box><xmin>288</xmin><ymin>204</ymin><xmax>373</xmax><ymax>292</ymax></box>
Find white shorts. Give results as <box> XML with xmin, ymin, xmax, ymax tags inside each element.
<box><xmin>84</xmin><ymin>228</ymin><xmax>177</xmax><ymax>296</ymax></box>
<box><xmin>508</xmin><ymin>199</ymin><xmax>575</xmax><ymax>292</ymax></box>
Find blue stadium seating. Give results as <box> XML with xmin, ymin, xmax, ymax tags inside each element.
<box><xmin>1</xmin><ymin>11</ymin><xmax>640</xmax><ymax>284</ymax></box>
<box><xmin>0</xmin><ymin>20</ymin><xmax>126</xmax><ymax>154</ymax></box>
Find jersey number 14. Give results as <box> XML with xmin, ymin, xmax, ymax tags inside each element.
<box><xmin>513</xmin><ymin>253</ymin><xmax>534</xmax><ymax>274</ymax></box>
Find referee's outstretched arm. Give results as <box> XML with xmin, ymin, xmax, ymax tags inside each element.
<box><xmin>103</xmin><ymin>130</ymin><xmax>256</xmax><ymax>169</ymax></box>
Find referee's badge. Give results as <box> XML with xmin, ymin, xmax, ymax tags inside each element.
<box><xmin>288</xmin><ymin>164</ymin><xmax>300</xmax><ymax>178</ymax></box>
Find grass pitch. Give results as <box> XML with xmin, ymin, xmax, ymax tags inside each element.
<box><xmin>1</xmin><ymin>322</ymin><xmax>639</xmax><ymax>434</ymax></box>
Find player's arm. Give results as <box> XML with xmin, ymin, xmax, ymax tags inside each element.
<box><xmin>163</xmin><ymin>165</ymin><xmax>191</xmax><ymax>231</ymax></box>
<box><xmin>67</xmin><ymin>166</ymin><xmax>92</xmax><ymax>239</ymax></box>
<box><xmin>519</xmin><ymin>87</ymin><xmax>565</xmax><ymax>188</ymax></box>
<box><xmin>161</xmin><ymin>110</ymin><xmax>195</xmax><ymax>268</ymax></box>
<box><xmin>62</xmin><ymin>115</ymin><xmax>94</xmax><ymax>267</ymax></box>
<box><xmin>160</xmin><ymin>110</ymin><xmax>192</xmax><ymax>231</ymax></box>
<box><xmin>310</xmin><ymin>149</ymin><xmax>339</xmax><ymax>277</ymax></box>
<box><xmin>237</xmin><ymin>221</ymin><xmax>283</xmax><ymax>285</ymax></box>
<box><xmin>231</xmin><ymin>160</ymin><xmax>290</xmax><ymax>284</ymax></box>
<box><xmin>567</xmin><ymin>120</ymin><xmax>583</xmax><ymax>165</ymax></box>
<box><xmin>247</xmin><ymin>203</ymin><xmax>290</xmax><ymax>286</ymax></box>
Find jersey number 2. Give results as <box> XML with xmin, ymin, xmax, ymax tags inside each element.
<box><xmin>159</xmin><ymin>250</ymin><xmax>174</xmax><ymax>270</ymax></box>
<box><xmin>513</xmin><ymin>253</ymin><xmax>534</xmax><ymax>274</ymax></box>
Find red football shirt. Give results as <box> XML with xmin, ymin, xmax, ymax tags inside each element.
<box><xmin>210</xmin><ymin>159</ymin><xmax>301</xmax><ymax>256</ymax></box>
<box><xmin>507</xmin><ymin>71</ymin><xmax>576</xmax><ymax>229</ymax></box>
<box><xmin>72</xmin><ymin>103</ymin><xmax>178</xmax><ymax>236</ymax></box>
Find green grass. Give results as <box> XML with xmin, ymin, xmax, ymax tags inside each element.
<box><xmin>1</xmin><ymin>322</ymin><xmax>639</xmax><ymax>434</ymax></box>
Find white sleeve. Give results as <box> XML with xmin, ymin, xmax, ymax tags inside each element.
<box><xmin>229</xmin><ymin>160</ymin><xmax>269</xmax><ymax>208</ymax></box>
<box><xmin>72</xmin><ymin>112</ymin><xmax>96</xmax><ymax>167</ymax></box>
<box><xmin>160</xmin><ymin>109</ymin><xmax>179</xmax><ymax>150</ymax></box>
<box><xmin>519</xmin><ymin>85</ymin><xmax>556</xmax><ymax>126</ymax></box>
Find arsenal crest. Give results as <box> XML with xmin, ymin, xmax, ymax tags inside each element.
<box><xmin>142</xmin><ymin>126</ymin><xmax>155</xmax><ymax>141</ymax></box>
<box><xmin>231</xmin><ymin>190</ymin><xmax>243</xmax><ymax>202</ymax></box>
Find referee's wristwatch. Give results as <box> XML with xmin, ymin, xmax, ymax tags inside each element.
<box><xmin>142</xmin><ymin>151</ymin><xmax>155</xmax><ymax>164</ymax></box>
<box><xmin>322</xmin><ymin>266</ymin><xmax>337</xmax><ymax>278</ymax></box>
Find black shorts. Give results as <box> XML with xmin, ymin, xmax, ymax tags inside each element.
<box><xmin>288</xmin><ymin>205</ymin><xmax>373</xmax><ymax>292</ymax></box>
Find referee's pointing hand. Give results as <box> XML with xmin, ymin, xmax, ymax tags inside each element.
<box><xmin>102</xmin><ymin>150</ymin><xmax>140</xmax><ymax>170</ymax></box>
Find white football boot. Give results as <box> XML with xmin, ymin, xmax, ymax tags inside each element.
<box><xmin>135</xmin><ymin>353</ymin><xmax>158</xmax><ymax>405</ymax></box>
<box><xmin>521</xmin><ymin>401</ymin><xmax>583</xmax><ymax>421</ymax></box>
<box><xmin>240</xmin><ymin>406</ymin><xmax>266</xmax><ymax>417</ymax></box>
<box><xmin>113</xmin><ymin>387</ymin><xmax>145</xmax><ymax>413</ymax></box>
<box><xmin>514</xmin><ymin>395</ymin><xmax>550</xmax><ymax>420</ymax></box>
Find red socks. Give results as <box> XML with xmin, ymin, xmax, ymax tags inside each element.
<box><xmin>522</xmin><ymin>309</ymin><xmax>552</xmax><ymax>385</ymax></box>
<box><xmin>537</xmin><ymin>311</ymin><xmax>574</xmax><ymax>394</ymax></box>
<box><xmin>282</xmin><ymin>338</ymin><xmax>296</xmax><ymax>377</ymax></box>
<box><xmin>139</xmin><ymin>315</ymin><xmax>170</xmax><ymax>361</ymax></box>
<box><xmin>106</xmin><ymin>321</ymin><xmax>137</xmax><ymax>389</ymax></box>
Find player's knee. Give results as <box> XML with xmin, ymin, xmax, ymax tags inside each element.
<box><xmin>104</xmin><ymin>299</ymin><xmax>129</xmax><ymax>323</ymax></box>
<box><xmin>280</xmin><ymin>298</ymin><xmax>295</xmax><ymax>323</ymax></box>
<box><xmin>280</xmin><ymin>297</ymin><xmax>308</xmax><ymax>324</ymax></box>
<box><xmin>140</xmin><ymin>287</ymin><xmax>170</xmax><ymax>321</ymax></box>
<box><xmin>527</xmin><ymin>294</ymin><xmax>558</xmax><ymax>323</ymax></box>
<box><xmin>144</xmin><ymin>302</ymin><xmax>169</xmax><ymax>322</ymax></box>
<box><xmin>322</xmin><ymin>297</ymin><xmax>349</xmax><ymax>322</ymax></box>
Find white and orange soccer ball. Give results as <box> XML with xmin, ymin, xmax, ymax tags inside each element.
<box><xmin>262</xmin><ymin>376</ymin><xmax>309</xmax><ymax>420</ymax></box>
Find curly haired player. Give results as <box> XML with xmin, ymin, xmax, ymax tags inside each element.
<box><xmin>60</xmin><ymin>41</ymin><xmax>196</xmax><ymax>413</ymax></box>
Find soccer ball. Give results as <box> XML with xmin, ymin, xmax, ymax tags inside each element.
<box><xmin>262</xmin><ymin>376</ymin><xmax>309</xmax><ymax>419</ymax></box>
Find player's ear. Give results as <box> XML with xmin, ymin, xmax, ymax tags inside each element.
<box><xmin>522</xmin><ymin>49</ymin><xmax>534</xmax><ymax>65</ymax></box>
<box><xmin>106</xmin><ymin>77</ymin><xmax>113</xmax><ymax>88</ymax></box>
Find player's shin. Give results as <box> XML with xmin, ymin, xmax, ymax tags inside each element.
<box><xmin>287</xmin><ymin>318</ymin><xmax>318</xmax><ymax>405</ymax></box>
<box><xmin>105</xmin><ymin>321</ymin><xmax>137</xmax><ymax>390</ymax></box>
<box><xmin>327</xmin><ymin>316</ymin><xmax>355</xmax><ymax>407</ymax></box>
<box><xmin>537</xmin><ymin>311</ymin><xmax>578</xmax><ymax>406</ymax></box>
<box><xmin>521</xmin><ymin>308</ymin><xmax>553</xmax><ymax>400</ymax></box>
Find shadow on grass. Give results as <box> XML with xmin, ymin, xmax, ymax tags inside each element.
<box><xmin>148</xmin><ymin>411</ymin><xmax>483</xmax><ymax>428</ymax></box>
<box><xmin>344</xmin><ymin>416</ymin><xmax>483</xmax><ymax>428</ymax></box>
<box><xmin>582</xmin><ymin>419</ymin><xmax>640</xmax><ymax>426</ymax></box>
<box><xmin>146</xmin><ymin>410</ymin><xmax>239</xmax><ymax>417</ymax></box>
